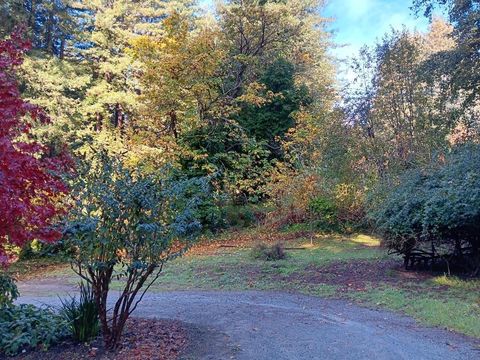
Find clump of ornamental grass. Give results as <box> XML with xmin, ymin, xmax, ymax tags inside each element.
<box><xmin>251</xmin><ymin>242</ymin><xmax>286</xmax><ymax>261</ymax></box>
<box><xmin>60</xmin><ymin>282</ymin><xmax>99</xmax><ymax>343</ymax></box>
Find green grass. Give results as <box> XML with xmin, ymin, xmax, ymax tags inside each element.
<box><xmin>8</xmin><ymin>257</ymin><xmax>70</xmax><ymax>279</ymax></box>
<box><xmin>12</xmin><ymin>229</ymin><xmax>480</xmax><ymax>339</ymax></box>
<box><xmin>350</xmin><ymin>285</ymin><xmax>480</xmax><ymax>338</ymax></box>
<box><xmin>140</xmin><ymin>234</ymin><xmax>387</xmax><ymax>292</ymax></box>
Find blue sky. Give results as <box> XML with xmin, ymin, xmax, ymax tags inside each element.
<box><xmin>198</xmin><ymin>0</ymin><xmax>431</xmax><ymax>81</ymax></box>
<box><xmin>323</xmin><ymin>0</ymin><xmax>430</xmax><ymax>81</ymax></box>
<box><xmin>324</xmin><ymin>0</ymin><xmax>429</xmax><ymax>58</ymax></box>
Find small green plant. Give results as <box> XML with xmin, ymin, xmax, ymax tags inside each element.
<box><xmin>0</xmin><ymin>304</ymin><xmax>68</xmax><ymax>356</ymax></box>
<box><xmin>251</xmin><ymin>242</ymin><xmax>286</xmax><ymax>261</ymax></box>
<box><xmin>0</xmin><ymin>273</ymin><xmax>19</xmax><ymax>307</ymax></box>
<box><xmin>308</xmin><ymin>196</ymin><xmax>339</xmax><ymax>231</ymax></box>
<box><xmin>225</xmin><ymin>205</ymin><xmax>257</xmax><ymax>228</ymax></box>
<box><xmin>60</xmin><ymin>283</ymin><xmax>99</xmax><ymax>343</ymax></box>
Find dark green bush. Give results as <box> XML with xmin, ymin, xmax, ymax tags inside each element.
<box><xmin>369</xmin><ymin>145</ymin><xmax>480</xmax><ymax>274</ymax></box>
<box><xmin>251</xmin><ymin>242</ymin><xmax>286</xmax><ymax>261</ymax></box>
<box><xmin>225</xmin><ymin>205</ymin><xmax>257</xmax><ymax>228</ymax></box>
<box><xmin>308</xmin><ymin>196</ymin><xmax>339</xmax><ymax>231</ymax></box>
<box><xmin>0</xmin><ymin>273</ymin><xmax>19</xmax><ymax>307</ymax></box>
<box><xmin>60</xmin><ymin>283</ymin><xmax>99</xmax><ymax>343</ymax></box>
<box><xmin>170</xmin><ymin>169</ymin><xmax>226</xmax><ymax>232</ymax></box>
<box><xmin>0</xmin><ymin>304</ymin><xmax>69</xmax><ymax>356</ymax></box>
<box><xmin>179</xmin><ymin>123</ymin><xmax>273</xmax><ymax>204</ymax></box>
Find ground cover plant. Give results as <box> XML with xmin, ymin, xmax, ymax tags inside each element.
<box><xmin>0</xmin><ymin>273</ymin><xmax>19</xmax><ymax>306</ymax></box>
<box><xmin>0</xmin><ymin>304</ymin><xmax>69</xmax><ymax>356</ymax></box>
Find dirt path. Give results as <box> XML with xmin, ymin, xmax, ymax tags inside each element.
<box><xmin>17</xmin><ymin>290</ymin><xmax>479</xmax><ymax>360</ymax></box>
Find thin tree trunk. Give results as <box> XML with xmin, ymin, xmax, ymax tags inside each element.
<box><xmin>95</xmin><ymin>113</ymin><xmax>103</xmax><ymax>132</ymax></box>
<box><xmin>44</xmin><ymin>11</ymin><xmax>54</xmax><ymax>54</ymax></box>
<box><xmin>168</xmin><ymin>110</ymin><xmax>178</xmax><ymax>139</ymax></box>
<box><xmin>115</xmin><ymin>103</ymin><xmax>123</xmax><ymax>129</ymax></box>
<box><xmin>59</xmin><ymin>34</ymin><xmax>65</xmax><ymax>59</ymax></box>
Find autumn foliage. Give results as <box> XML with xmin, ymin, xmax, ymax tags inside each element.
<box><xmin>0</xmin><ymin>30</ymin><xmax>69</xmax><ymax>266</ymax></box>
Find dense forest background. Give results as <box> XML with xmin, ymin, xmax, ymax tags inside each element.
<box><xmin>1</xmin><ymin>0</ymin><xmax>479</xmax><ymax>274</ymax></box>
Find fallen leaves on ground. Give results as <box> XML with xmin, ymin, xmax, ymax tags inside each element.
<box><xmin>17</xmin><ymin>318</ymin><xmax>188</xmax><ymax>360</ymax></box>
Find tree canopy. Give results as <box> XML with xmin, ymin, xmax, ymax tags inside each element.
<box><xmin>0</xmin><ymin>30</ymin><xmax>69</xmax><ymax>266</ymax></box>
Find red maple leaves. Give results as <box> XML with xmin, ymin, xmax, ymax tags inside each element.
<box><xmin>0</xmin><ymin>30</ymin><xmax>70</xmax><ymax>266</ymax></box>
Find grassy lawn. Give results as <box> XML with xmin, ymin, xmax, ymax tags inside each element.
<box><xmin>151</xmin><ymin>232</ymin><xmax>387</xmax><ymax>292</ymax></box>
<box><xmin>12</xmin><ymin>228</ymin><xmax>480</xmax><ymax>338</ymax></box>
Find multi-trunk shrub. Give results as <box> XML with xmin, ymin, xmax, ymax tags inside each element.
<box><xmin>66</xmin><ymin>152</ymin><xmax>205</xmax><ymax>349</ymax></box>
<box><xmin>369</xmin><ymin>145</ymin><xmax>480</xmax><ymax>275</ymax></box>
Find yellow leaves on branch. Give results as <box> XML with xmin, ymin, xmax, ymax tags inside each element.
<box><xmin>236</xmin><ymin>82</ymin><xmax>277</xmax><ymax>107</ymax></box>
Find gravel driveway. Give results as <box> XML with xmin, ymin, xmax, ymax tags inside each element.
<box><xmin>17</xmin><ymin>290</ymin><xmax>479</xmax><ymax>360</ymax></box>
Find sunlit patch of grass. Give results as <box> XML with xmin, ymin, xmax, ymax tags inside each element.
<box><xmin>432</xmin><ymin>275</ymin><xmax>480</xmax><ymax>290</ymax></box>
<box><xmin>135</xmin><ymin>233</ymin><xmax>388</xmax><ymax>292</ymax></box>
<box><xmin>304</xmin><ymin>241</ymin><xmax>386</xmax><ymax>264</ymax></box>
<box><xmin>349</xmin><ymin>234</ymin><xmax>381</xmax><ymax>247</ymax></box>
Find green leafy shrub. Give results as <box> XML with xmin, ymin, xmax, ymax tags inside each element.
<box><xmin>191</xmin><ymin>188</ymin><xmax>226</xmax><ymax>233</ymax></box>
<box><xmin>66</xmin><ymin>152</ymin><xmax>204</xmax><ymax>349</ymax></box>
<box><xmin>60</xmin><ymin>283</ymin><xmax>99</xmax><ymax>343</ymax></box>
<box><xmin>369</xmin><ymin>145</ymin><xmax>480</xmax><ymax>274</ymax></box>
<box><xmin>308</xmin><ymin>195</ymin><xmax>364</xmax><ymax>233</ymax></box>
<box><xmin>170</xmin><ymin>168</ymin><xmax>227</xmax><ymax>232</ymax></box>
<box><xmin>266</xmin><ymin>169</ymin><xmax>365</xmax><ymax>232</ymax></box>
<box><xmin>251</xmin><ymin>242</ymin><xmax>286</xmax><ymax>261</ymax></box>
<box><xmin>225</xmin><ymin>205</ymin><xmax>257</xmax><ymax>228</ymax></box>
<box><xmin>18</xmin><ymin>240</ymin><xmax>42</xmax><ymax>260</ymax></box>
<box><xmin>0</xmin><ymin>304</ymin><xmax>68</xmax><ymax>356</ymax></box>
<box><xmin>308</xmin><ymin>196</ymin><xmax>338</xmax><ymax>230</ymax></box>
<box><xmin>0</xmin><ymin>273</ymin><xmax>19</xmax><ymax>307</ymax></box>
<box><xmin>179</xmin><ymin>123</ymin><xmax>273</xmax><ymax>204</ymax></box>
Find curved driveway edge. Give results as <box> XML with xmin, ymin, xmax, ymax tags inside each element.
<box><xmin>17</xmin><ymin>290</ymin><xmax>480</xmax><ymax>360</ymax></box>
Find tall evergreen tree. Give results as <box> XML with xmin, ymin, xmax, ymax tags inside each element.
<box><xmin>236</xmin><ymin>58</ymin><xmax>311</xmax><ymax>155</ymax></box>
